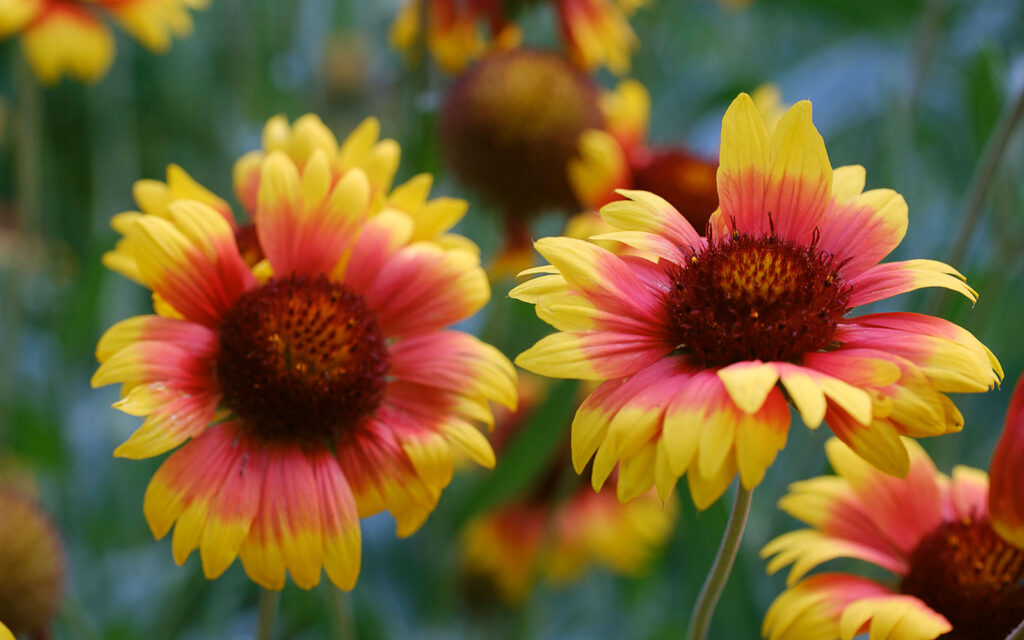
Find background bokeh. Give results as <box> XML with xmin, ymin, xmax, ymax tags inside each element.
<box><xmin>1</xmin><ymin>0</ymin><xmax>1023</xmax><ymax>637</ymax></box>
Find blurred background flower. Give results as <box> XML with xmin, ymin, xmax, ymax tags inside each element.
<box><xmin>0</xmin><ymin>0</ymin><xmax>210</xmax><ymax>85</ymax></box>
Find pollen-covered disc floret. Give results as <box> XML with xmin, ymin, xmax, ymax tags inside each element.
<box><xmin>514</xmin><ymin>92</ymin><xmax>1000</xmax><ymax>511</ymax></box>
<box><xmin>217</xmin><ymin>275</ymin><xmax>390</xmax><ymax>444</ymax></box>
<box><xmin>93</xmin><ymin>123</ymin><xmax>517</xmax><ymax>593</ymax></box>
<box><xmin>901</xmin><ymin>516</ymin><xmax>1024</xmax><ymax>640</ymax></box>
<box><xmin>665</xmin><ymin>230</ymin><xmax>850</xmax><ymax>367</ymax></box>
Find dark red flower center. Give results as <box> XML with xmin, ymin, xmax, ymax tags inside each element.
<box><xmin>662</xmin><ymin>230</ymin><xmax>850</xmax><ymax>367</ymax></box>
<box><xmin>632</xmin><ymin>150</ymin><xmax>719</xmax><ymax>233</ymax></box>
<box><xmin>901</xmin><ymin>515</ymin><xmax>1024</xmax><ymax>640</ymax></box>
<box><xmin>216</xmin><ymin>274</ymin><xmax>390</xmax><ymax>444</ymax></box>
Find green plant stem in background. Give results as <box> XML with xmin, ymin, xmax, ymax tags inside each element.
<box><xmin>928</xmin><ymin>86</ymin><xmax>1024</xmax><ymax>313</ymax></box>
<box><xmin>329</xmin><ymin>587</ymin><xmax>356</xmax><ymax>639</ymax></box>
<box><xmin>1006</xmin><ymin>617</ymin><xmax>1024</xmax><ymax>640</ymax></box>
<box><xmin>256</xmin><ymin>588</ymin><xmax>281</xmax><ymax>640</ymax></box>
<box><xmin>686</xmin><ymin>485</ymin><xmax>754</xmax><ymax>640</ymax></box>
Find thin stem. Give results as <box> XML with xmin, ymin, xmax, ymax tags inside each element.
<box><xmin>255</xmin><ymin>588</ymin><xmax>281</xmax><ymax>640</ymax></box>
<box><xmin>328</xmin><ymin>587</ymin><xmax>356</xmax><ymax>639</ymax></box>
<box><xmin>686</xmin><ymin>485</ymin><xmax>754</xmax><ymax>640</ymax></box>
<box><xmin>1006</xmin><ymin>617</ymin><xmax>1024</xmax><ymax>640</ymax></box>
<box><xmin>927</xmin><ymin>86</ymin><xmax>1024</xmax><ymax>313</ymax></box>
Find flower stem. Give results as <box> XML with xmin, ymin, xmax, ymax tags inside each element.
<box><xmin>1007</xmin><ymin>618</ymin><xmax>1024</xmax><ymax>640</ymax></box>
<box><xmin>929</xmin><ymin>85</ymin><xmax>1024</xmax><ymax>314</ymax></box>
<box><xmin>255</xmin><ymin>588</ymin><xmax>281</xmax><ymax>640</ymax></box>
<box><xmin>686</xmin><ymin>485</ymin><xmax>754</xmax><ymax>640</ymax></box>
<box><xmin>328</xmin><ymin>587</ymin><xmax>356</xmax><ymax>639</ymax></box>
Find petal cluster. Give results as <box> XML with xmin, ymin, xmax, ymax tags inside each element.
<box><xmin>761</xmin><ymin>437</ymin><xmax>1002</xmax><ymax>640</ymax></box>
<box><xmin>514</xmin><ymin>93</ymin><xmax>1001</xmax><ymax>509</ymax></box>
<box><xmin>93</xmin><ymin>116</ymin><xmax>517</xmax><ymax>591</ymax></box>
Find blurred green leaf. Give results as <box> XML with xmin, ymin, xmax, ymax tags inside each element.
<box><xmin>453</xmin><ymin>379</ymin><xmax>577</xmax><ymax>529</ymax></box>
<box><xmin>965</xmin><ymin>47</ymin><xmax>1006</xmax><ymax>153</ymax></box>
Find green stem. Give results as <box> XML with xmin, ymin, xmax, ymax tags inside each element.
<box><xmin>1006</xmin><ymin>618</ymin><xmax>1024</xmax><ymax>640</ymax></box>
<box><xmin>328</xmin><ymin>587</ymin><xmax>356</xmax><ymax>639</ymax></box>
<box><xmin>686</xmin><ymin>485</ymin><xmax>754</xmax><ymax>640</ymax></box>
<box><xmin>927</xmin><ymin>86</ymin><xmax>1024</xmax><ymax>313</ymax></box>
<box><xmin>255</xmin><ymin>589</ymin><xmax>281</xmax><ymax>640</ymax></box>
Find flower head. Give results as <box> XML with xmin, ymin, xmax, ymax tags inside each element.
<box><xmin>762</xmin><ymin>382</ymin><xmax>1024</xmax><ymax>640</ymax></box>
<box><xmin>441</xmin><ymin>49</ymin><xmax>603</xmax><ymax>217</ymax></box>
<box><xmin>461</xmin><ymin>375</ymin><xmax>675</xmax><ymax>603</ymax></box>
<box><xmin>388</xmin><ymin>0</ymin><xmax>644</xmax><ymax>76</ymax></box>
<box><xmin>389</xmin><ymin>0</ymin><xmax>521</xmax><ymax>74</ymax></box>
<box><xmin>513</xmin><ymin>93</ymin><xmax>1001</xmax><ymax>509</ymax></box>
<box><xmin>0</xmin><ymin>491</ymin><xmax>65</xmax><ymax>637</ymax></box>
<box><xmin>93</xmin><ymin>118</ymin><xmax>517</xmax><ymax>591</ymax></box>
<box><xmin>0</xmin><ymin>0</ymin><xmax>209</xmax><ymax>84</ymax></box>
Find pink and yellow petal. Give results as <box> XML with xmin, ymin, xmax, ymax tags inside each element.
<box><xmin>143</xmin><ymin>423</ymin><xmax>264</xmax><ymax>580</ymax></box>
<box><xmin>599</xmin><ymin>190</ymin><xmax>703</xmax><ymax>251</ymax></box>
<box><xmin>363</xmin><ymin>244</ymin><xmax>489</xmax><ymax>337</ymax></box>
<box><xmin>762</xmin><ymin>529</ymin><xmax>905</xmax><ymax>586</ymax></box>
<box><xmin>557</xmin><ymin>0</ymin><xmax>638</xmax><ymax>75</ymax></box>
<box><xmin>133</xmin><ymin>163</ymin><xmax>234</xmax><ymax>224</ymax></box>
<box><xmin>127</xmin><ymin>201</ymin><xmax>256</xmax><ymax>327</ymax></box>
<box><xmin>763</xmin><ymin>100</ymin><xmax>833</xmax><ymax>243</ymax></box>
<box><xmin>389</xmin><ymin>331</ymin><xmax>517</xmax><ymax>411</ymax></box>
<box><xmin>716</xmin><ymin>93</ymin><xmax>771</xmax><ymax>236</ymax></box>
<box><xmin>819</xmin><ymin>185</ymin><xmax>907</xmax><ymax>279</ymax></box>
<box><xmin>839</xmin><ymin>595</ymin><xmax>952</xmax><ymax>640</ymax></box>
<box><xmin>335</xmin><ymin>208</ymin><xmax>414</xmax><ymax>290</ymax></box>
<box><xmin>824</xmin><ymin>437</ymin><xmax>943</xmax><ymax>552</ymax></box>
<box><xmin>848</xmin><ymin>259</ymin><xmax>976</xmax><ymax>307</ymax></box>
<box><xmin>516</xmin><ymin>331</ymin><xmax>668</xmax><ymax>381</ymax></box>
<box><xmin>112</xmin><ymin>382</ymin><xmax>221</xmax><ymax>458</ymax></box>
<box><xmin>838</xmin><ymin>313</ymin><xmax>1002</xmax><ymax>393</ymax></box>
<box><xmin>21</xmin><ymin>3</ymin><xmax>115</xmax><ymax>84</ymax></box>
<box><xmin>989</xmin><ymin>376</ymin><xmax>1024</xmax><ymax>548</ymax></box>
<box><xmin>256</xmin><ymin>150</ymin><xmax>369</xmax><ymax>277</ymax></box>
<box><xmin>775</xmin><ymin>476</ymin><xmax>907</xmax><ymax>575</ymax></box>
<box><xmin>239</xmin><ymin>445</ymin><xmax>326</xmax><ymax>590</ymax></box>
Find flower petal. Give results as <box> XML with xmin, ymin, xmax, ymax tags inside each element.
<box><xmin>819</xmin><ymin>186</ymin><xmax>908</xmax><ymax>279</ymax></box>
<box><xmin>989</xmin><ymin>376</ymin><xmax>1024</xmax><ymax>548</ymax></box>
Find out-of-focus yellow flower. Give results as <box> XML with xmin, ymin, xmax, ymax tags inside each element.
<box><xmin>389</xmin><ymin>0</ymin><xmax>645</xmax><ymax>76</ymax></box>
<box><xmin>0</xmin><ymin>0</ymin><xmax>209</xmax><ymax>85</ymax></box>
<box><xmin>556</xmin><ymin>0</ymin><xmax>645</xmax><ymax>76</ymax></box>
<box><xmin>0</xmin><ymin>491</ymin><xmax>65</xmax><ymax>637</ymax></box>
<box><xmin>389</xmin><ymin>0</ymin><xmax>521</xmax><ymax>74</ymax></box>
<box><xmin>105</xmin><ymin>113</ymin><xmax>477</xmax><ymax>287</ymax></box>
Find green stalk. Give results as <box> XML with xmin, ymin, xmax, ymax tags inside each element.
<box><xmin>686</xmin><ymin>485</ymin><xmax>754</xmax><ymax>640</ymax></box>
<box><xmin>255</xmin><ymin>588</ymin><xmax>281</xmax><ymax>640</ymax></box>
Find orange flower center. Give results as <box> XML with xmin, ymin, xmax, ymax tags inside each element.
<box><xmin>216</xmin><ymin>274</ymin><xmax>390</xmax><ymax>444</ymax></box>
<box><xmin>901</xmin><ymin>515</ymin><xmax>1024</xmax><ymax>640</ymax></box>
<box><xmin>632</xmin><ymin>150</ymin><xmax>719</xmax><ymax>234</ymax></box>
<box><xmin>663</xmin><ymin>230</ymin><xmax>850</xmax><ymax>367</ymax></box>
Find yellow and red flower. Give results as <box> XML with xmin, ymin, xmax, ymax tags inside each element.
<box><xmin>556</xmin><ymin>0</ymin><xmax>646</xmax><ymax>76</ymax></box>
<box><xmin>389</xmin><ymin>0</ymin><xmax>520</xmax><ymax>74</ymax></box>
<box><xmin>93</xmin><ymin>117</ymin><xmax>517</xmax><ymax>591</ymax></box>
<box><xmin>104</xmin><ymin>113</ymin><xmax>475</xmax><ymax>284</ymax></box>
<box><xmin>389</xmin><ymin>0</ymin><xmax>644</xmax><ymax>76</ymax></box>
<box><xmin>762</xmin><ymin>377</ymin><xmax>1024</xmax><ymax>640</ymax></box>
<box><xmin>0</xmin><ymin>0</ymin><xmax>209</xmax><ymax>84</ymax></box>
<box><xmin>513</xmin><ymin>93</ymin><xmax>1001</xmax><ymax>511</ymax></box>
<box><xmin>461</xmin><ymin>375</ymin><xmax>675</xmax><ymax>602</ymax></box>
<box><xmin>570</xmin><ymin>81</ymin><xmax>789</xmax><ymax>234</ymax></box>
